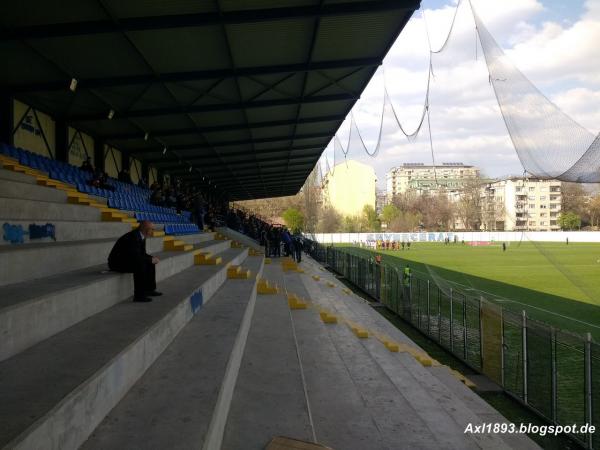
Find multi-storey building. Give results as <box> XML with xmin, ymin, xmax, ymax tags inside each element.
<box><xmin>386</xmin><ymin>162</ymin><xmax>479</xmax><ymax>201</ymax></box>
<box><xmin>322</xmin><ymin>160</ymin><xmax>376</xmax><ymax>217</ymax></box>
<box><xmin>480</xmin><ymin>178</ymin><xmax>562</xmax><ymax>231</ymax></box>
<box><xmin>375</xmin><ymin>190</ymin><xmax>388</xmax><ymax>215</ymax></box>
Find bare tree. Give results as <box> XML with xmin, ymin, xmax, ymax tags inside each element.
<box><xmin>318</xmin><ymin>207</ymin><xmax>342</xmax><ymax>233</ymax></box>
<box><xmin>561</xmin><ymin>182</ymin><xmax>590</xmax><ymax>226</ymax></box>
<box><xmin>456</xmin><ymin>178</ymin><xmax>484</xmax><ymax>230</ymax></box>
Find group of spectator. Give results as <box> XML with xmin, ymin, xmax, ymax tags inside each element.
<box><xmin>375</xmin><ymin>240</ymin><xmax>411</xmax><ymax>251</ymax></box>
<box><xmin>225</xmin><ymin>209</ymin><xmax>304</xmax><ymax>262</ymax></box>
<box><xmin>81</xmin><ymin>157</ymin><xmax>151</xmax><ymax>191</ymax></box>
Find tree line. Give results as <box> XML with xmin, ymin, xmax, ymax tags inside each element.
<box><xmin>235</xmin><ymin>169</ymin><xmax>599</xmax><ymax>233</ymax></box>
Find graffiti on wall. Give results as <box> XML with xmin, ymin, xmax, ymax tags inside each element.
<box><xmin>3</xmin><ymin>223</ymin><xmax>56</xmax><ymax>244</ymax></box>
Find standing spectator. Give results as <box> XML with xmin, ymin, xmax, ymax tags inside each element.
<box><xmin>193</xmin><ymin>194</ymin><xmax>205</xmax><ymax>231</ymax></box>
<box><xmin>81</xmin><ymin>156</ymin><xmax>94</xmax><ymax>173</ymax></box>
<box><xmin>293</xmin><ymin>235</ymin><xmax>303</xmax><ymax>262</ymax></box>
<box><xmin>402</xmin><ymin>264</ymin><xmax>412</xmax><ymax>302</ymax></box>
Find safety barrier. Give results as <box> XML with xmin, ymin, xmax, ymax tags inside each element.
<box><xmin>305</xmin><ymin>240</ymin><xmax>599</xmax><ymax>449</ymax></box>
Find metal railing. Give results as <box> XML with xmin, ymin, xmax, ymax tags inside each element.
<box><xmin>304</xmin><ymin>240</ymin><xmax>599</xmax><ymax>449</ymax></box>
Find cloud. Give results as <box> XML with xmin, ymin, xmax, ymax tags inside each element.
<box><xmin>323</xmin><ymin>0</ymin><xmax>600</xmax><ymax>189</ymax></box>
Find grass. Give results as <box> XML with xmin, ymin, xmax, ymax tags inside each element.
<box><xmin>337</xmin><ymin>242</ymin><xmax>600</xmax><ymax>340</ymax></box>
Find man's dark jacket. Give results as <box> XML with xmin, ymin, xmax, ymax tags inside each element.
<box><xmin>108</xmin><ymin>230</ymin><xmax>150</xmax><ymax>271</ymax></box>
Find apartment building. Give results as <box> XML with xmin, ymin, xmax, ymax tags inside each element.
<box><xmin>386</xmin><ymin>162</ymin><xmax>479</xmax><ymax>201</ymax></box>
<box><xmin>481</xmin><ymin>178</ymin><xmax>562</xmax><ymax>231</ymax></box>
<box><xmin>322</xmin><ymin>160</ymin><xmax>376</xmax><ymax>217</ymax></box>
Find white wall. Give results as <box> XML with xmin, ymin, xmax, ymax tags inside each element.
<box><xmin>309</xmin><ymin>231</ymin><xmax>600</xmax><ymax>243</ymax></box>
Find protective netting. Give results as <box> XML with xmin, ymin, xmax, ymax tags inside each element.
<box><xmin>502</xmin><ymin>310</ymin><xmax>524</xmax><ymax>398</ymax></box>
<box><xmin>480</xmin><ymin>301</ymin><xmax>503</xmax><ymax>383</ymax></box>
<box><xmin>555</xmin><ymin>331</ymin><xmax>586</xmax><ymax>426</ymax></box>
<box><xmin>318</xmin><ymin>0</ymin><xmax>600</xmax><ymax>184</ymax></box>
<box><xmin>465</xmin><ymin>298</ymin><xmax>482</xmax><ymax>370</ymax></box>
<box><xmin>526</xmin><ymin>320</ymin><xmax>553</xmax><ymax>418</ymax></box>
<box><xmin>472</xmin><ymin>7</ymin><xmax>600</xmax><ymax>182</ymax></box>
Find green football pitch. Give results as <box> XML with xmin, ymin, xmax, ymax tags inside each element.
<box><xmin>338</xmin><ymin>242</ymin><xmax>600</xmax><ymax>340</ymax></box>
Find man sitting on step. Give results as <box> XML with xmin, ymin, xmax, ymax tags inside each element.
<box><xmin>108</xmin><ymin>221</ymin><xmax>162</xmax><ymax>303</ymax></box>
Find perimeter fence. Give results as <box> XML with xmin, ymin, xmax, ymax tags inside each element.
<box><xmin>305</xmin><ymin>240</ymin><xmax>598</xmax><ymax>448</ymax></box>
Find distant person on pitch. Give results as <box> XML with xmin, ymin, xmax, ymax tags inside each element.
<box><xmin>108</xmin><ymin>220</ymin><xmax>162</xmax><ymax>302</ymax></box>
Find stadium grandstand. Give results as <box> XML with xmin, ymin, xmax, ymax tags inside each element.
<box><xmin>0</xmin><ymin>1</ymin><xmax>541</xmax><ymax>449</ymax></box>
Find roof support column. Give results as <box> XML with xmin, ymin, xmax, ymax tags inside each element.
<box><xmin>141</xmin><ymin>160</ymin><xmax>149</xmax><ymax>183</ymax></box>
<box><xmin>121</xmin><ymin>150</ymin><xmax>130</xmax><ymax>171</ymax></box>
<box><xmin>54</xmin><ymin>120</ymin><xmax>68</xmax><ymax>162</ymax></box>
<box><xmin>94</xmin><ymin>138</ymin><xmax>105</xmax><ymax>172</ymax></box>
<box><xmin>0</xmin><ymin>94</ymin><xmax>14</xmax><ymax>146</ymax></box>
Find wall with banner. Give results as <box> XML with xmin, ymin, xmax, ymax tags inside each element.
<box><xmin>310</xmin><ymin>231</ymin><xmax>600</xmax><ymax>244</ymax></box>
<box><xmin>129</xmin><ymin>157</ymin><xmax>142</xmax><ymax>184</ymax></box>
<box><xmin>13</xmin><ymin>100</ymin><xmax>55</xmax><ymax>158</ymax></box>
<box><xmin>67</xmin><ymin>127</ymin><xmax>93</xmax><ymax>167</ymax></box>
<box><xmin>104</xmin><ymin>145</ymin><xmax>121</xmax><ymax>178</ymax></box>
<box><xmin>149</xmin><ymin>166</ymin><xmax>158</xmax><ymax>186</ymax></box>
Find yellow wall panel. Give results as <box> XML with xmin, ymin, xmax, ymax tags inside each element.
<box><xmin>13</xmin><ymin>100</ymin><xmax>55</xmax><ymax>158</ymax></box>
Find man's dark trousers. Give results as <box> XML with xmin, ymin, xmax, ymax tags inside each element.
<box><xmin>108</xmin><ymin>230</ymin><xmax>156</xmax><ymax>298</ymax></box>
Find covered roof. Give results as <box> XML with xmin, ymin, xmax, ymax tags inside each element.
<box><xmin>0</xmin><ymin>0</ymin><xmax>421</xmax><ymax>200</ymax></box>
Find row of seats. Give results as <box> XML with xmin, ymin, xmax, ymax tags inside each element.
<box><xmin>1</xmin><ymin>143</ymin><xmax>197</xmax><ymax>227</ymax></box>
<box><xmin>164</xmin><ymin>224</ymin><xmax>200</xmax><ymax>235</ymax></box>
<box><xmin>107</xmin><ymin>197</ymin><xmax>179</xmax><ymax>215</ymax></box>
<box><xmin>135</xmin><ymin>212</ymin><xmax>189</xmax><ymax>224</ymax></box>
<box><xmin>1</xmin><ymin>144</ymin><xmax>152</xmax><ymax>201</ymax></box>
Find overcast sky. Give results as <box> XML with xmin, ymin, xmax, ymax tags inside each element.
<box><xmin>321</xmin><ymin>0</ymin><xmax>600</xmax><ymax>189</ymax></box>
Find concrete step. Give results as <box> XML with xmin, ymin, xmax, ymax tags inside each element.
<box><xmin>0</xmin><ymin>178</ymin><xmax>69</xmax><ymax>203</ymax></box>
<box><xmin>216</xmin><ymin>226</ymin><xmax>263</xmax><ymax>251</ymax></box>
<box><xmin>0</xmin><ymin>236</ymin><xmax>165</xmax><ymax>286</ymax></box>
<box><xmin>0</xmin><ymin>220</ymin><xmax>131</xmax><ymax>246</ymax></box>
<box><xmin>429</xmin><ymin>365</ymin><xmax>539</xmax><ymax>450</ymax></box>
<box><xmin>0</xmin><ymin>167</ymin><xmax>38</xmax><ymax>184</ymax></box>
<box><xmin>299</xmin><ymin>256</ymin><xmax>539</xmax><ymax>450</ymax></box>
<box><xmin>0</xmin><ymin>247</ymin><xmax>249</xmax><ymax>450</ymax></box>
<box><xmin>250</xmin><ymin>265</ymin><xmax>451</xmax><ymax>450</ymax></box>
<box><xmin>287</xmin><ymin>269</ymin><xmax>481</xmax><ymax>450</ymax></box>
<box><xmin>0</xmin><ymin>239</ymin><xmax>231</xmax><ymax>361</ymax></box>
<box><xmin>222</xmin><ymin>276</ymin><xmax>315</xmax><ymax>450</ymax></box>
<box><xmin>300</xmin><ymin>257</ymin><xmax>418</xmax><ymax>348</ymax></box>
<box><xmin>82</xmin><ymin>255</ymin><xmax>265</xmax><ymax>450</ymax></box>
<box><xmin>178</xmin><ymin>232</ymin><xmax>215</xmax><ymax>245</ymax></box>
<box><xmin>0</xmin><ymin>197</ymin><xmax>101</xmax><ymax>222</ymax></box>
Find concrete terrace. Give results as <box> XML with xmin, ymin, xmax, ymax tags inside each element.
<box><xmin>0</xmin><ymin>157</ymin><xmax>539</xmax><ymax>450</ymax></box>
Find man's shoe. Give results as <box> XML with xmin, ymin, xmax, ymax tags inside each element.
<box><xmin>147</xmin><ymin>291</ymin><xmax>163</xmax><ymax>297</ymax></box>
<box><xmin>133</xmin><ymin>297</ymin><xmax>153</xmax><ymax>302</ymax></box>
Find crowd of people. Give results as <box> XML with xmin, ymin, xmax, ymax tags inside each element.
<box><xmin>81</xmin><ymin>157</ymin><xmax>151</xmax><ymax>191</ymax></box>
<box><xmin>225</xmin><ymin>209</ymin><xmax>304</xmax><ymax>262</ymax></box>
<box><xmin>81</xmin><ymin>156</ymin><xmax>311</xmax><ymax>262</ymax></box>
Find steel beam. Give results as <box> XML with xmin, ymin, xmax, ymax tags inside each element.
<box><xmin>10</xmin><ymin>59</ymin><xmax>379</xmax><ymax>94</ymax></box>
<box><xmin>70</xmin><ymin>93</ymin><xmax>355</xmax><ymax>121</ymax></box>
<box><xmin>0</xmin><ymin>1</ymin><xmax>420</xmax><ymax>41</ymax></box>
